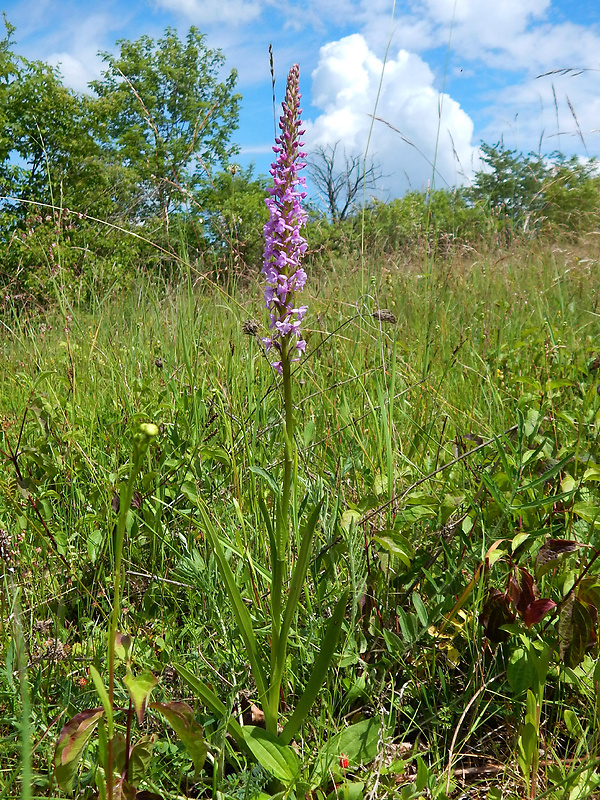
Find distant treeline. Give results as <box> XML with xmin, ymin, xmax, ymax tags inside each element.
<box><xmin>1</xmin><ymin>18</ymin><xmax>598</xmax><ymax>307</ymax></box>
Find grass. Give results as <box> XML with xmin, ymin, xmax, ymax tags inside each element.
<box><xmin>0</xmin><ymin>233</ymin><xmax>599</xmax><ymax>799</ymax></box>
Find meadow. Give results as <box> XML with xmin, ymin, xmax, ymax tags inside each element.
<box><xmin>1</xmin><ymin>219</ymin><xmax>599</xmax><ymax>799</ymax></box>
<box><xmin>1</xmin><ymin>23</ymin><xmax>600</xmax><ymax>799</ymax></box>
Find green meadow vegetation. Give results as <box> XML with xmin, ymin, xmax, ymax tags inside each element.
<box><xmin>1</xmin><ymin>19</ymin><xmax>600</xmax><ymax>800</ymax></box>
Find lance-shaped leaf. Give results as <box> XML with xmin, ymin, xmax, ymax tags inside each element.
<box><xmin>270</xmin><ymin>501</ymin><xmax>322</xmax><ymax>710</ymax></box>
<box><xmin>535</xmin><ymin>539</ymin><xmax>581</xmax><ymax>579</ymax></box>
<box><xmin>195</xmin><ymin>498</ymin><xmax>267</xmax><ymax>699</ymax></box>
<box><xmin>90</xmin><ymin>665</ymin><xmax>113</xmax><ymax>729</ymax></box>
<box><xmin>123</xmin><ymin>670</ymin><xmax>158</xmax><ymax>725</ymax></box>
<box><xmin>280</xmin><ymin>589</ymin><xmax>349</xmax><ymax>745</ymax></box>
<box><xmin>54</xmin><ymin>708</ymin><xmax>105</xmax><ymax>792</ymax></box>
<box><xmin>172</xmin><ymin>664</ymin><xmax>245</xmax><ymax>746</ymax></box>
<box><xmin>150</xmin><ymin>701</ymin><xmax>207</xmax><ymax>776</ymax></box>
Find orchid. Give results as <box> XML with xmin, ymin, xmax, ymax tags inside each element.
<box><xmin>262</xmin><ymin>63</ymin><xmax>308</xmax><ymax>374</ymax></box>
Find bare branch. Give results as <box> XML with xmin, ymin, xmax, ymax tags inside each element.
<box><xmin>307</xmin><ymin>142</ymin><xmax>381</xmax><ymax>222</ymax></box>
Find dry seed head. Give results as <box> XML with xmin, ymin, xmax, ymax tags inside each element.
<box><xmin>242</xmin><ymin>319</ymin><xmax>261</xmax><ymax>337</ymax></box>
<box><xmin>372</xmin><ymin>309</ymin><xmax>397</xmax><ymax>325</ymax></box>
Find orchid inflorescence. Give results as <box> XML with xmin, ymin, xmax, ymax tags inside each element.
<box><xmin>262</xmin><ymin>64</ymin><xmax>308</xmax><ymax>374</ymax></box>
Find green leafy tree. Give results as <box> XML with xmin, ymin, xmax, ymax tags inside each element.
<box><xmin>468</xmin><ymin>142</ymin><xmax>550</xmax><ymax>233</ymax></box>
<box><xmin>469</xmin><ymin>143</ymin><xmax>600</xmax><ymax>238</ymax></box>
<box><xmin>540</xmin><ymin>155</ymin><xmax>600</xmax><ymax>235</ymax></box>
<box><xmin>195</xmin><ymin>165</ymin><xmax>270</xmax><ymax>274</ymax></box>
<box><xmin>90</xmin><ymin>27</ymin><xmax>241</xmax><ymax>228</ymax></box>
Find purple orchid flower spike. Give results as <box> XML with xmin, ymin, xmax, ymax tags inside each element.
<box><xmin>262</xmin><ymin>64</ymin><xmax>308</xmax><ymax>374</ymax></box>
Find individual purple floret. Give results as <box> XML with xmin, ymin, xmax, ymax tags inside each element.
<box><xmin>262</xmin><ymin>64</ymin><xmax>308</xmax><ymax>374</ymax></box>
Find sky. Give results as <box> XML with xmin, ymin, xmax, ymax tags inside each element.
<box><xmin>3</xmin><ymin>0</ymin><xmax>600</xmax><ymax>202</ymax></box>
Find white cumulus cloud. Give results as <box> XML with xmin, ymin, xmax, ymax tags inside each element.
<box><xmin>305</xmin><ymin>34</ymin><xmax>479</xmax><ymax>197</ymax></box>
<box><xmin>155</xmin><ymin>0</ymin><xmax>264</xmax><ymax>25</ymax></box>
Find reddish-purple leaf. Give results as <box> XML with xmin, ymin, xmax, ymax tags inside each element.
<box><xmin>508</xmin><ymin>576</ymin><xmax>521</xmax><ymax>606</ymax></box>
<box><xmin>577</xmin><ymin>578</ymin><xmax>600</xmax><ymax>611</ymax></box>
<box><xmin>517</xmin><ymin>568</ymin><xmax>538</xmax><ymax>613</ymax></box>
<box><xmin>522</xmin><ymin>598</ymin><xmax>557</xmax><ymax>627</ymax></box>
<box><xmin>536</xmin><ymin>539</ymin><xmax>581</xmax><ymax>578</ymax></box>
<box><xmin>150</xmin><ymin>701</ymin><xmax>206</xmax><ymax>775</ymax></box>
<box><xmin>480</xmin><ymin>590</ymin><xmax>516</xmax><ymax>643</ymax></box>
<box><xmin>559</xmin><ymin>596</ymin><xmax>598</xmax><ymax>667</ymax></box>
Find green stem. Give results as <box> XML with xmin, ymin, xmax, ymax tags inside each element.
<box><xmin>107</xmin><ymin>424</ymin><xmax>157</xmax><ymax>800</ymax></box>
<box><xmin>267</xmin><ymin>337</ymin><xmax>295</xmax><ymax>733</ymax></box>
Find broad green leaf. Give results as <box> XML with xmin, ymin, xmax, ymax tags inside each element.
<box><xmin>150</xmin><ymin>701</ymin><xmax>207</xmax><ymax>776</ymax></box>
<box><xmin>54</xmin><ymin>708</ymin><xmax>105</xmax><ymax>792</ymax></box>
<box><xmin>415</xmin><ymin>756</ymin><xmax>430</xmax><ymax>792</ymax></box>
<box><xmin>583</xmin><ymin>466</ymin><xmax>600</xmax><ymax>483</ymax></box>
<box><xmin>573</xmin><ymin>501</ymin><xmax>600</xmax><ymax>528</ymax></box>
<box><xmin>564</xmin><ymin>708</ymin><xmax>584</xmax><ymax>740</ymax></box>
<box><xmin>507</xmin><ymin>647</ymin><xmax>535</xmax><ymax>695</ymax></box>
<box><xmin>341</xmin><ymin>509</ymin><xmax>361</xmax><ymax>532</ymax></box>
<box><xmin>314</xmin><ymin>717</ymin><xmax>381</xmax><ymax>784</ymax></box>
<box><xmin>123</xmin><ymin>669</ymin><xmax>158</xmax><ymax>725</ymax></box>
<box><xmin>517</xmin><ymin>721</ymin><xmax>538</xmax><ymax>781</ymax></box>
<box><xmin>240</xmin><ymin>726</ymin><xmax>299</xmax><ymax>784</ymax></box>
<box><xmin>411</xmin><ymin>591</ymin><xmax>428</xmax><ymax>628</ymax></box>
<box><xmin>249</xmin><ymin>466</ymin><xmax>281</xmax><ymax>496</ymax></box>
<box><xmin>325</xmin><ymin>781</ymin><xmax>365</xmax><ymax>800</ymax></box>
<box><xmin>372</xmin><ymin>532</ymin><xmax>413</xmax><ymax>568</ymax></box>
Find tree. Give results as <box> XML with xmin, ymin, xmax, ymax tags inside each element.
<box><xmin>468</xmin><ymin>142</ymin><xmax>600</xmax><ymax>237</ymax></box>
<box><xmin>195</xmin><ymin>164</ymin><xmax>269</xmax><ymax>273</ymax></box>
<box><xmin>90</xmin><ymin>27</ymin><xmax>241</xmax><ymax>228</ymax></box>
<box><xmin>307</xmin><ymin>142</ymin><xmax>381</xmax><ymax>222</ymax></box>
<box><xmin>467</xmin><ymin>143</ymin><xmax>549</xmax><ymax>232</ymax></box>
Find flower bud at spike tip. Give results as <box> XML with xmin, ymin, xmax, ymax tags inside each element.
<box><xmin>261</xmin><ymin>64</ymin><xmax>308</xmax><ymax>374</ymax></box>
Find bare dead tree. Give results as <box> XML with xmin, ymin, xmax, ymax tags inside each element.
<box><xmin>307</xmin><ymin>142</ymin><xmax>381</xmax><ymax>222</ymax></box>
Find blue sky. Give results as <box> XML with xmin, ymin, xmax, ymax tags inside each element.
<box><xmin>3</xmin><ymin>0</ymin><xmax>600</xmax><ymax>200</ymax></box>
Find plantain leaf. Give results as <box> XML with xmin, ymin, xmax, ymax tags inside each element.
<box><xmin>314</xmin><ymin>717</ymin><xmax>381</xmax><ymax>784</ymax></box>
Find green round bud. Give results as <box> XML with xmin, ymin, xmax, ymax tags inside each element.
<box><xmin>139</xmin><ymin>422</ymin><xmax>159</xmax><ymax>439</ymax></box>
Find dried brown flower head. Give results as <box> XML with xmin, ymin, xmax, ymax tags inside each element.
<box><xmin>372</xmin><ymin>309</ymin><xmax>397</xmax><ymax>325</ymax></box>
